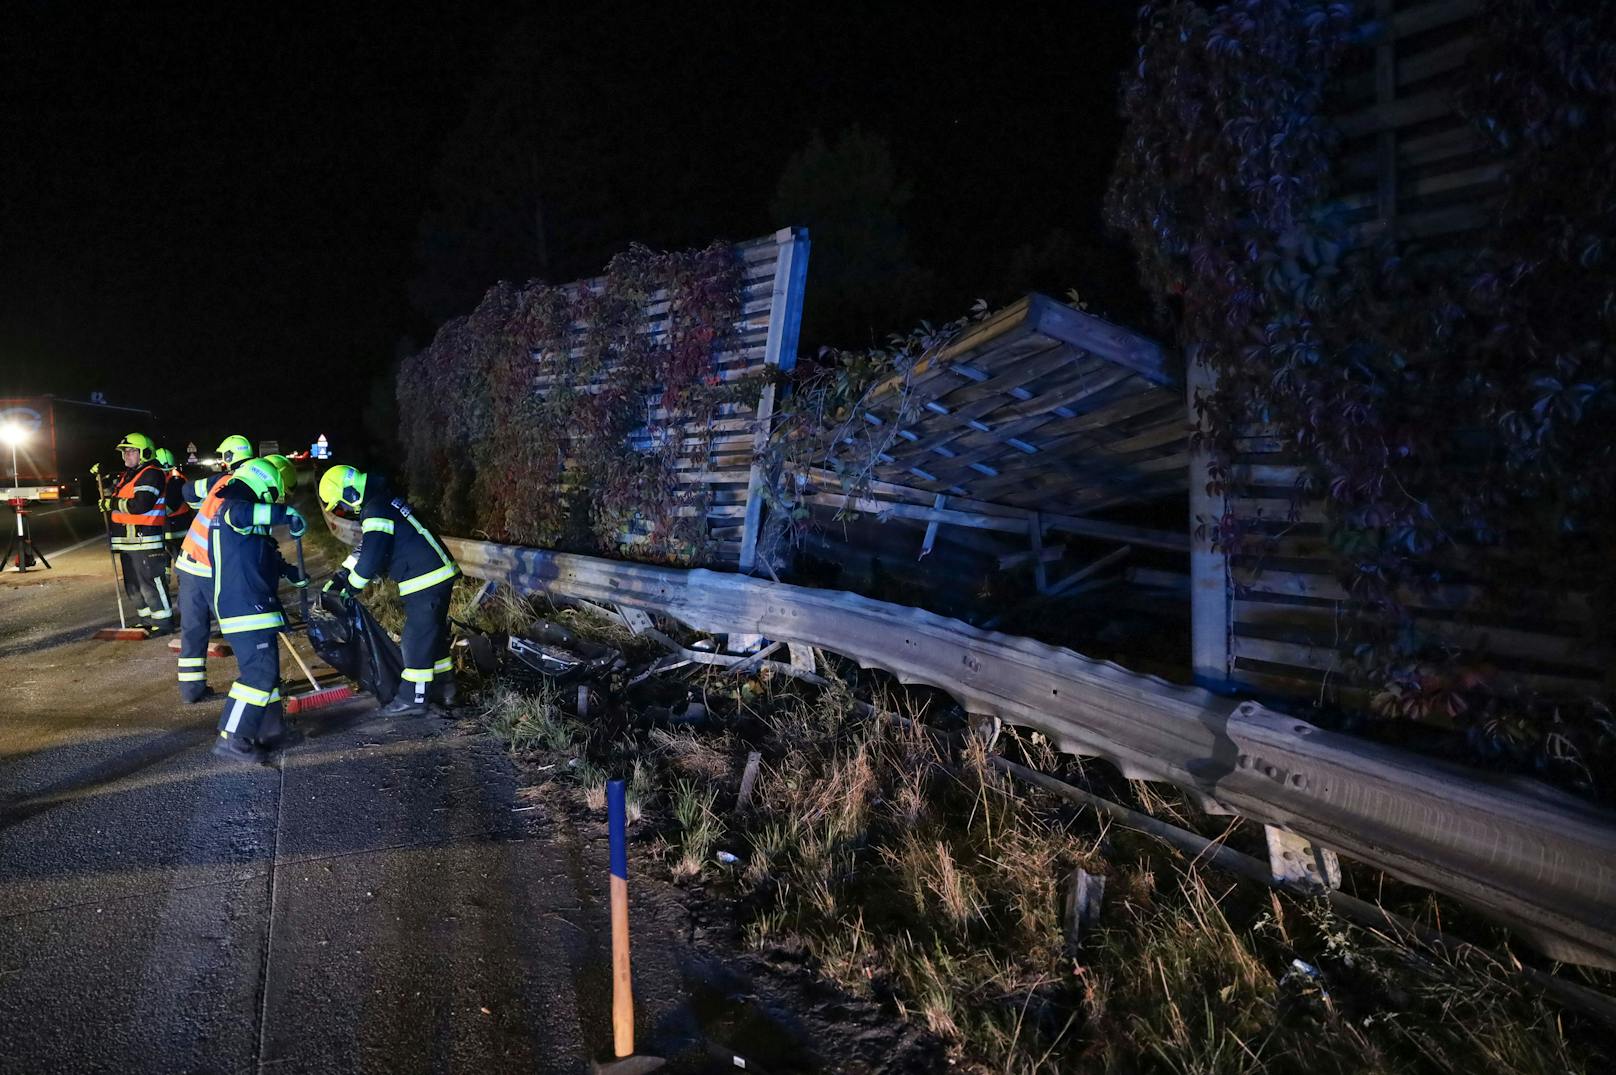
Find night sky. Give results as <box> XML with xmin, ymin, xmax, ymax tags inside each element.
<box><xmin>0</xmin><ymin>5</ymin><xmax>1138</xmax><ymax>456</ymax></box>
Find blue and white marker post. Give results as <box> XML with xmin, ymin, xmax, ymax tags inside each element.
<box><xmin>595</xmin><ymin>780</ymin><xmax>664</xmax><ymax>1074</ymax></box>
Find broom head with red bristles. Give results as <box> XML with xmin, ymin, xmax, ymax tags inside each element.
<box><xmin>94</xmin><ymin>627</ymin><xmax>149</xmax><ymax>641</ymax></box>
<box><xmin>285</xmin><ymin>683</ymin><xmax>361</xmax><ymax>714</ymax></box>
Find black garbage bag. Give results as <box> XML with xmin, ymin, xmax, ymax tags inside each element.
<box><xmin>307</xmin><ymin>590</ymin><xmax>405</xmax><ymax>703</ymax></box>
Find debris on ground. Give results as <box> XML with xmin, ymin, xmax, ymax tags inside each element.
<box><xmin>443</xmin><ymin>582</ymin><xmax>1616</xmax><ymax>1075</ymax></box>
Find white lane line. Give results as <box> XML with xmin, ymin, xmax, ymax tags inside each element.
<box><xmin>42</xmin><ymin>534</ymin><xmax>108</xmax><ymax>558</ymax></box>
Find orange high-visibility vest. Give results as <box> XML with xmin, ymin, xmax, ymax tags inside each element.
<box><xmin>179</xmin><ymin>480</ymin><xmax>231</xmax><ymax>568</ymax></box>
<box><xmin>164</xmin><ymin>469</ymin><xmax>193</xmax><ymax>535</ymax></box>
<box><xmin>111</xmin><ymin>465</ymin><xmax>168</xmax><ymax>528</ymax></box>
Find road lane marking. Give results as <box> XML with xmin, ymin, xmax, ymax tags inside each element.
<box><xmin>41</xmin><ymin>534</ymin><xmax>108</xmax><ymax>558</ymax></box>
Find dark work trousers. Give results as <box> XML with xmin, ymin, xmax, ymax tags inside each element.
<box><xmin>216</xmin><ymin>628</ymin><xmax>282</xmax><ymax>743</ymax></box>
<box><xmin>398</xmin><ymin>580</ymin><xmax>453</xmax><ymax>705</ymax></box>
<box><xmin>120</xmin><ymin>550</ymin><xmax>173</xmax><ymax>632</ymax></box>
<box><xmin>175</xmin><ymin>570</ymin><xmax>216</xmax><ymax>702</ymax></box>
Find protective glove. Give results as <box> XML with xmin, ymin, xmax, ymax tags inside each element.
<box><xmin>282</xmin><ymin>564</ymin><xmax>309</xmax><ymax>589</ymax></box>
<box><xmin>89</xmin><ymin>463</ymin><xmax>102</xmax><ymax>476</ymax></box>
<box><xmin>285</xmin><ymin>507</ymin><xmax>307</xmax><ymax>538</ymax></box>
<box><xmin>97</xmin><ymin>496</ymin><xmax>112</xmax><ymax>513</ymax></box>
<box><xmin>322</xmin><ymin>568</ymin><xmax>353</xmax><ymax>597</ymax></box>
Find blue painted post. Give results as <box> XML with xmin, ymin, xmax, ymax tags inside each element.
<box><xmin>607</xmin><ymin>779</ymin><xmax>633</xmax><ymax>1058</ymax></box>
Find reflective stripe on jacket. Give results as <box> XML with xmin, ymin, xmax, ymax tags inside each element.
<box><xmin>347</xmin><ymin>485</ymin><xmax>459</xmax><ymax>596</ymax></box>
<box><xmin>210</xmin><ymin>499</ymin><xmax>297</xmax><ymax>634</ymax></box>
<box><xmin>109</xmin><ymin>463</ymin><xmax>168</xmax><ymax>551</ymax></box>
<box><xmin>176</xmin><ymin>473</ymin><xmax>234</xmax><ymax>577</ymax></box>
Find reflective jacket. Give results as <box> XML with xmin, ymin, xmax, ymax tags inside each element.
<box><xmin>108</xmin><ymin>463</ymin><xmax>168</xmax><ymax>552</ymax></box>
<box><xmin>210</xmin><ymin>493</ymin><xmax>303</xmax><ymax>635</ymax></box>
<box><xmin>175</xmin><ymin>472</ymin><xmax>233</xmax><ymax>579</ymax></box>
<box><xmin>163</xmin><ymin>468</ymin><xmax>193</xmax><ymax>541</ymax></box>
<box><xmin>348</xmin><ymin>481</ymin><xmax>459</xmax><ymax>597</ymax></box>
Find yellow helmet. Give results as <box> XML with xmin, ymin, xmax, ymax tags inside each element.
<box><xmin>117</xmin><ymin>432</ymin><xmax>156</xmax><ymax>462</ymax></box>
<box><xmin>318</xmin><ymin>464</ymin><xmax>366</xmax><ymax>513</ymax></box>
<box><xmin>234</xmin><ymin>458</ymin><xmax>284</xmax><ymax>504</ymax></box>
<box><xmin>216</xmin><ymin>434</ymin><xmax>253</xmax><ymax>469</ymax></box>
<box><xmin>154</xmin><ymin>447</ymin><xmax>176</xmax><ymax>469</ymax></box>
<box><xmin>264</xmin><ymin>454</ymin><xmax>296</xmax><ymax>501</ymax></box>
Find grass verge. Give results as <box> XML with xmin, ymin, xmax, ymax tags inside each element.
<box><xmin>466</xmin><ymin>592</ymin><xmax>1616</xmax><ymax>1073</ymax></box>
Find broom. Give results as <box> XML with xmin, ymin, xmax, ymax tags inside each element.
<box><xmin>91</xmin><ymin>466</ymin><xmax>148</xmax><ymax>642</ymax></box>
<box><xmin>282</xmin><ymin>533</ymin><xmax>358</xmax><ymax>714</ymax></box>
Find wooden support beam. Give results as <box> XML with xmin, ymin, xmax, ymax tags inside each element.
<box><xmin>738</xmin><ymin>226</ymin><xmax>811</xmax><ymax>573</ymax></box>
<box><xmin>1045</xmin><ymin>545</ymin><xmax>1131</xmax><ymax>599</ymax></box>
<box><xmin>996</xmin><ymin>544</ymin><xmax>1066</xmax><ymax>572</ymax></box>
<box><xmin>1028</xmin><ymin>293</ymin><xmax>1180</xmax><ymax>389</ymax></box>
<box><xmin>1187</xmin><ymin>346</ymin><xmax>1233</xmax><ymax>692</ymax></box>
<box><xmin>805</xmin><ymin>487</ymin><xmax>1189</xmax><ymax>553</ymax></box>
<box><xmin>1029</xmin><ymin>512</ymin><xmax>1048</xmax><ymax>594</ymax></box>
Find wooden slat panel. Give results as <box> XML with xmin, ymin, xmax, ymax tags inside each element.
<box><xmin>1231</xmin><ymin>632</ymin><xmax>1605</xmax><ymax>697</ymax></box>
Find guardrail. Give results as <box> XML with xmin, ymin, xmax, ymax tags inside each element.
<box><xmin>325</xmin><ymin>513</ymin><xmax>1616</xmax><ymax>969</ymax></box>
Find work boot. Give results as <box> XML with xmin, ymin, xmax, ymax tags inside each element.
<box><xmin>258</xmin><ymin>727</ymin><xmax>305</xmax><ymax>753</ymax></box>
<box><xmin>211</xmin><ymin>733</ymin><xmax>268</xmax><ymax>766</ymax></box>
<box><xmin>179</xmin><ymin>686</ymin><xmax>216</xmax><ymax>705</ymax></box>
<box><xmin>377</xmin><ymin>694</ymin><xmax>431</xmax><ymax>718</ymax></box>
<box><xmin>431</xmin><ymin>677</ymin><xmax>460</xmax><ymax>708</ymax></box>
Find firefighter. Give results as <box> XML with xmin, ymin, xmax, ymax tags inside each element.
<box><xmin>155</xmin><ymin>447</ymin><xmax>191</xmax><ymax>564</ymax></box>
<box><xmin>171</xmin><ymin>440</ymin><xmax>255</xmax><ymax>699</ymax></box>
<box><xmin>319</xmin><ymin>464</ymin><xmax>460</xmax><ymax>715</ymax></box>
<box><xmin>263</xmin><ymin>454</ymin><xmax>297</xmax><ymax>502</ymax></box>
<box><xmin>171</xmin><ymin>460</ymin><xmax>248</xmax><ymax>702</ymax></box>
<box><xmin>99</xmin><ymin>433</ymin><xmax>174</xmax><ymax>636</ymax></box>
<box><xmin>210</xmin><ymin>458</ymin><xmax>308</xmax><ymax>763</ymax></box>
<box><xmin>216</xmin><ymin>434</ymin><xmax>253</xmax><ymax>473</ymax></box>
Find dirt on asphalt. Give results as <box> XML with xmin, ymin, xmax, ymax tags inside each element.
<box><xmin>0</xmin><ymin>521</ymin><xmax>938</xmax><ymax>1073</ymax></box>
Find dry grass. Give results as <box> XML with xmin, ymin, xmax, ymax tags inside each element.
<box><xmin>649</xmin><ymin>727</ymin><xmax>732</xmax><ymax>782</ymax></box>
<box><xmin>482</xmin><ymin>655</ymin><xmax>1614</xmax><ymax>1075</ymax></box>
<box><xmin>683</xmin><ymin>674</ymin><xmax>1614</xmax><ymax>1074</ymax></box>
<box><xmin>671</xmin><ymin>779</ymin><xmax>723</xmax><ymax>881</ymax></box>
<box><xmin>478</xmin><ymin>682</ymin><xmax>580</xmax><ymax>755</ymax></box>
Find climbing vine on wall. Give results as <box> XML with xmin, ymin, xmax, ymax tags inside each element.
<box><xmin>1107</xmin><ymin>0</ymin><xmax>1616</xmax><ymax>791</ymax></box>
<box><xmin>754</xmin><ymin>302</ymin><xmax>991</xmax><ymax>572</ymax></box>
<box><xmin>398</xmin><ymin>241</ymin><xmax>744</xmax><ymax>565</ymax></box>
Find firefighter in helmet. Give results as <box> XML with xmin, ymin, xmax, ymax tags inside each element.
<box><xmin>263</xmin><ymin>454</ymin><xmax>297</xmax><ymax>502</ymax></box>
<box><xmin>99</xmin><ymin>433</ymin><xmax>174</xmax><ymax>636</ymax></box>
<box><xmin>216</xmin><ymin>434</ymin><xmax>253</xmax><ymax>472</ymax></box>
<box><xmin>210</xmin><ymin>458</ymin><xmax>308</xmax><ymax>763</ymax></box>
<box><xmin>154</xmin><ymin>447</ymin><xmax>191</xmax><ymax>565</ymax></box>
<box><xmin>172</xmin><ymin>454</ymin><xmax>258</xmax><ymax>703</ymax></box>
<box><xmin>319</xmin><ymin>464</ymin><xmax>460</xmax><ymax>714</ymax></box>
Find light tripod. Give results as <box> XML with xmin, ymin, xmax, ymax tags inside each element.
<box><xmin>4</xmin><ymin>497</ymin><xmax>51</xmax><ymax>573</ymax></box>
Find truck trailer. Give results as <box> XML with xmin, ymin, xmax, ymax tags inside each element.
<box><xmin>0</xmin><ymin>396</ymin><xmax>160</xmax><ymax>502</ymax></box>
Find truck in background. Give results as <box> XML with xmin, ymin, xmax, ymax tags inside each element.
<box><xmin>0</xmin><ymin>397</ymin><xmax>160</xmax><ymax>502</ymax></box>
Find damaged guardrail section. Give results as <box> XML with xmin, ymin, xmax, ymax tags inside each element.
<box><xmin>327</xmin><ymin>513</ymin><xmax>1616</xmax><ymax>968</ymax></box>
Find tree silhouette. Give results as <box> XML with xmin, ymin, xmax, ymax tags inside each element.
<box><xmin>770</xmin><ymin>126</ymin><xmax>931</xmax><ymax>350</ymax></box>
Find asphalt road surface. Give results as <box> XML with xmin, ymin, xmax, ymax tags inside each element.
<box><xmin>0</xmin><ymin>538</ymin><xmax>666</xmax><ymax>1074</ymax></box>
